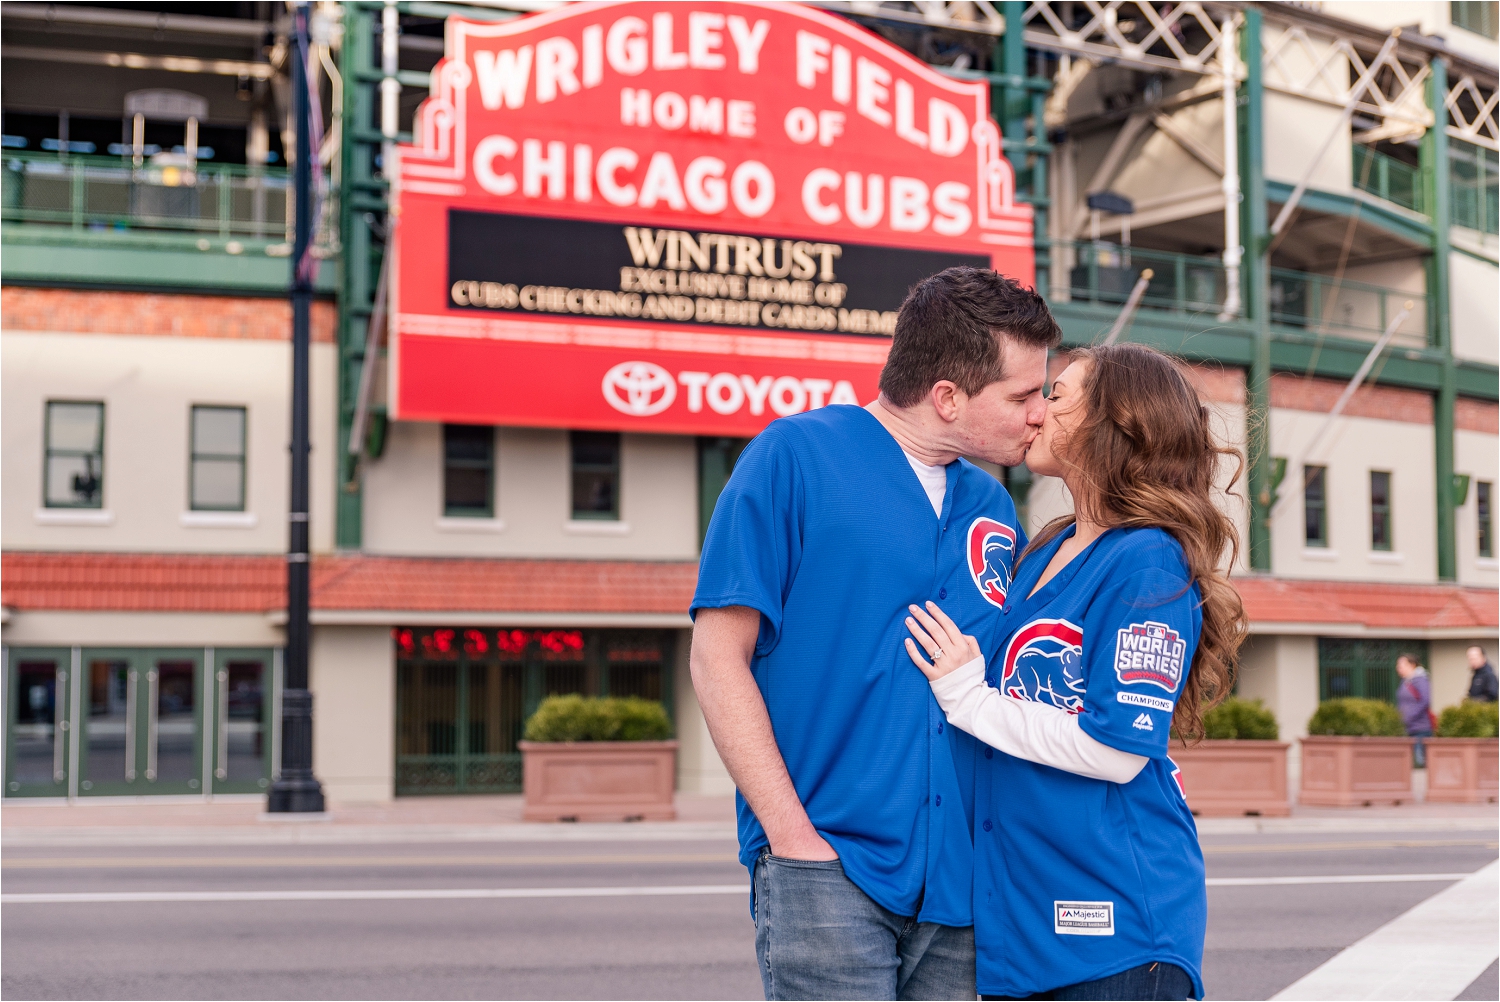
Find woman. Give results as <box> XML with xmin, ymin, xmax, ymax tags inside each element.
<box><xmin>1395</xmin><ymin>653</ymin><xmax>1433</xmax><ymax>768</ymax></box>
<box><xmin>903</xmin><ymin>343</ymin><xmax>1245</xmax><ymax>1001</ymax></box>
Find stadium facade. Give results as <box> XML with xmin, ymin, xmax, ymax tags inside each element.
<box><xmin>2</xmin><ymin>0</ymin><xmax>1496</xmax><ymax>804</ymax></box>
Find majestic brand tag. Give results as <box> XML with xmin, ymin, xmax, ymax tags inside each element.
<box><xmin>1054</xmin><ymin>900</ymin><xmax>1115</xmax><ymax>936</ymax></box>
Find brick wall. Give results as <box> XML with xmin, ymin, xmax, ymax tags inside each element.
<box><xmin>0</xmin><ymin>287</ymin><xmax>335</xmax><ymax>342</ymax></box>
<box><xmin>1456</xmin><ymin>397</ymin><xmax>1499</xmax><ymax>435</ymax></box>
<box><xmin>1270</xmin><ymin>372</ymin><xmax>1434</xmax><ymax>424</ymax></box>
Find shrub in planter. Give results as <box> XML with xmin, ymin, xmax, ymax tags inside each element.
<box><xmin>519</xmin><ymin>695</ymin><xmax>677</xmax><ymax>822</ymax></box>
<box><xmin>1300</xmin><ymin>699</ymin><xmax>1414</xmax><ymax>806</ymax></box>
<box><xmin>523</xmin><ymin>694</ymin><xmax>673</xmax><ymax>742</ymax></box>
<box><xmin>1436</xmin><ymin>701</ymin><xmax>1500</xmax><ymax>738</ymax></box>
<box><xmin>1427</xmin><ymin>702</ymin><xmax>1499</xmax><ymax>803</ymax></box>
<box><xmin>1171</xmin><ymin>699</ymin><xmax>1289</xmax><ymax>816</ymax></box>
<box><xmin>1200</xmin><ymin>698</ymin><xmax>1280</xmax><ymax>740</ymax></box>
<box><xmin>1307</xmin><ymin>698</ymin><xmax>1406</xmax><ymax>737</ymax></box>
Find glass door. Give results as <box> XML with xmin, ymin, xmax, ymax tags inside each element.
<box><xmin>79</xmin><ymin>648</ymin><xmax>204</xmax><ymax>795</ymax></box>
<box><xmin>209</xmin><ymin>648</ymin><xmax>274</xmax><ymax>793</ymax></box>
<box><xmin>5</xmin><ymin>648</ymin><xmax>72</xmax><ymax>797</ymax></box>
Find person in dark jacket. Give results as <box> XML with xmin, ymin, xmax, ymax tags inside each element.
<box><xmin>1396</xmin><ymin>654</ymin><xmax>1433</xmax><ymax>767</ymax></box>
<box><xmin>1467</xmin><ymin>646</ymin><xmax>1498</xmax><ymax>703</ymax></box>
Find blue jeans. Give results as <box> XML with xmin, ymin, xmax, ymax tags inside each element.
<box><xmin>1410</xmin><ymin>728</ymin><xmax>1432</xmax><ymax>768</ymax></box>
<box><xmin>982</xmin><ymin>961</ymin><xmax>1196</xmax><ymax>1001</ymax></box>
<box><xmin>752</xmin><ymin>851</ymin><xmax>976</xmax><ymax>1000</ymax></box>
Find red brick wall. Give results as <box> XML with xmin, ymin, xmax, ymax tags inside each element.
<box><xmin>1</xmin><ymin>287</ymin><xmax>335</xmax><ymax>342</ymax></box>
<box><xmin>1270</xmin><ymin>372</ymin><xmax>1434</xmax><ymax>425</ymax></box>
<box><xmin>1456</xmin><ymin>397</ymin><xmax>1499</xmax><ymax>435</ymax></box>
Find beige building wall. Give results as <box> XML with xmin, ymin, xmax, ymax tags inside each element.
<box><xmin>1</xmin><ymin>611</ymin><xmax>282</xmax><ymax>648</ymax></box>
<box><xmin>1456</xmin><ymin>429</ymin><xmax>1500</xmax><ymax>588</ymax></box>
<box><xmin>362</xmin><ymin>423</ymin><xmax>700</xmax><ymax>560</ymax></box>
<box><xmin>673</xmin><ymin>627</ymin><xmax>735</xmax><ymax>795</ymax></box>
<box><xmin>1269</xmin><ymin>408</ymin><xmax>1438</xmax><ymax>581</ymax></box>
<box><xmin>310</xmin><ymin>625</ymin><xmax>395</xmax><ymax>804</ymax></box>
<box><xmin>1235</xmin><ymin>633</ymin><xmax>1320</xmax><ymax>790</ymax></box>
<box><xmin>1429</xmin><ymin>638</ymin><xmax>1495</xmax><ymax>713</ymax></box>
<box><xmin>1</xmin><ymin>331</ymin><xmax>337</xmax><ymax>554</ymax></box>
<box><xmin>1318</xmin><ymin>0</ymin><xmax>1500</xmax><ymax>65</ymax></box>
<box><xmin>1451</xmin><ymin>252</ymin><xmax>1500</xmax><ymax>367</ymax></box>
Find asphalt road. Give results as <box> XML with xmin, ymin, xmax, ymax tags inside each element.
<box><xmin>3</xmin><ymin>831</ymin><xmax>1496</xmax><ymax>1001</ymax></box>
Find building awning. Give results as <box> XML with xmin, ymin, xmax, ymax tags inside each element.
<box><xmin>1234</xmin><ymin>576</ymin><xmax>1498</xmax><ymax>638</ymax></box>
<box><xmin>2</xmin><ymin>552</ymin><xmax>1495</xmax><ymax>638</ymax></box>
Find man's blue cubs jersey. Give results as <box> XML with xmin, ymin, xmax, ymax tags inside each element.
<box><xmin>968</xmin><ymin>525</ymin><xmax>1206</xmax><ymax>997</ymax></box>
<box><xmin>692</xmin><ymin>404</ymin><xmax>1025</xmax><ymax>925</ymax></box>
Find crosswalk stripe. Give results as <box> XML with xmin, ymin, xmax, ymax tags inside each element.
<box><xmin>1271</xmin><ymin>860</ymin><xmax>1499</xmax><ymax>1001</ymax></box>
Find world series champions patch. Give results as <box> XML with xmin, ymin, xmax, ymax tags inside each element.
<box><xmin>1113</xmin><ymin>620</ymin><xmax>1186</xmax><ymax>692</ymax></box>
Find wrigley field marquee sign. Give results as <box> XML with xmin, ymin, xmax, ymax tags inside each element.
<box><xmin>391</xmin><ymin>0</ymin><xmax>1034</xmax><ymax>435</ymax></box>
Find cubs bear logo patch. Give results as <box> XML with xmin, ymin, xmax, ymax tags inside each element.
<box><xmin>1114</xmin><ymin>620</ymin><xmax>1187</xmax><ymax>692</ymax></box>
<box><xmin>1000</xmin><ymin>618</ymin><xmax>1085</xmax><ymax>713</ymax></box>
<box><xmin>966</xmin><ymin>517</ymin><xmax>1017</xmax><ymax>608</ymax></box>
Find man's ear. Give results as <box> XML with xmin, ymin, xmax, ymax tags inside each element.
<box><xmin>930</xmin><ymin>380</ymin><xmax>965</xmax><ymax>423</ymax></box>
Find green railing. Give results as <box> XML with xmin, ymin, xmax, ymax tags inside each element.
<box><xmin>1451</xmin><ymin>138</ymin><xmax>1499</xmax><ymax>235</ymax></box>
<box><xmin>1056</xmin><ymin>241</ymin><xmax>1229</xmax><ymax>316</ymax></box>
<box><xmin>1269</xmin><ymin>267</ymin><xmax>1432</xmax><ymax>347</ymax></box>
<box><xmin>1352</xmin><ymin>145</ymin><xmax>1424</xmax><ymax>214</ymax></box>
<box><xmin>2</xmin><ymin>151</ymin><xmax>289</xmax><ymax>240</ymax></box>
<box><xmin>1053</xmin><ymin>240</ymin><xmax>1433</xmax><ymax>347</ymax></box>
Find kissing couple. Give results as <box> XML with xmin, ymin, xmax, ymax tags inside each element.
<box><xmin>691</xmin><ymin>266</ymin><xmax>1245</xmax><ymax>1002</ymax></box>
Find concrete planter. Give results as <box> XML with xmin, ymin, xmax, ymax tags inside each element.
<box><xmin>1424</xmin><ymin>738</ymin><xmax>1499</xmax><ymax>803</ymax></box>
<box><xmin>1171</xmin><ymin>740</ymin><xmax>1290</xmax><ymax>816</ymax></box>
<box><xmin>1298</xmin><ymin>736</ymin><xmax>1416</xmax><ymax>807</ymax></box>
<box><xmin>518</xmin><ymin>740</ymin><xmax>677</xmax><ymax>822</ymax></box>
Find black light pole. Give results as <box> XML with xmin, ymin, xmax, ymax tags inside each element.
<box><xmin>268</xmin><ymin>1</ymin><xmax>325</xmax><ymax>813</ymax></box>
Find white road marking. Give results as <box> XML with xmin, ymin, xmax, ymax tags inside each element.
<box><xmin>3</xmin><ymin>872</ymin><xmax>1481</xmax><ymax>905</ymax></box>
<box><xmin>1</xmin><ymin>883</ymin><xmax>751</xmax><ymax>904</ymax></box>
<box><xmin>1271</xmin><ymin>860</ymin><xmax>1499</xmax><ymax>1002</ymax></box>
<box><xmin>1207</xmin><ymin>872</ymin><xmax>1473</xmax><ymax>887</ymax></box>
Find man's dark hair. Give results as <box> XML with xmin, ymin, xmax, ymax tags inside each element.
<box><xmin>879</xmin><ymin>267</ymin><xmax>1061</xmax><ymax>408</ymax></box>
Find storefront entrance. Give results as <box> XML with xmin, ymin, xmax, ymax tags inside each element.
<box><xmin>4</xmin><ymin>646</ymin><xmax>277</xmax><ymax>799</ymax></box>
<box><xmin>394</xmin><ymin>627</ymin><xmax>674</xmax><ymax>796</ymax></box>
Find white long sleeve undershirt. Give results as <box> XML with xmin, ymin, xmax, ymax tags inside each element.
<box><xmin>930</xmin><ymin>656</ymin><xmax>1149</xmax><ymax>784</ymax></box>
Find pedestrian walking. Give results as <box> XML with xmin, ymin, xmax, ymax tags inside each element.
<box><xmin>1396</xmin><ymin>653</ymin><xmax>1434</xmax><ymax>768</ymax></box>
<box><xmin>1466</xmin><ymin>645</ymin><xmax>1498</xmax><ymax>703</ymax></box>
<box><xmin>692</xmin><ymin>267</ymin><xmax>1062</xmax><ymax>1001</ymax></box>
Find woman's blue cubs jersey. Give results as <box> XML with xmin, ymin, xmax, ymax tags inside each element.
<box><xmin>966</xmin><ymin>525</ymin><xmax>1207</xmax><ymax>999</ymax></box>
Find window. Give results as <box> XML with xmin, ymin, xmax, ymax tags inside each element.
<box><xmin>443</xmin><ymin>425</ymin><xmax>494</xmax><ymax>517</ymax></box>
<box><xmin>698</xmin><ymin>437</ymin><xmax>749</xmax><ymax>546</ymax></box>
<box><xmin>1370</xmin><ymin>471</ymin><xmax>1392</xmax><ymax>551</ymax></box>
<box><xmin>1479</xmin><ymin>481</ymin><xmax>1494</xmax><ymax>559</ymax></box>
<box><xmin>44</xmin><ymin>401</ymin><xmax>104</xmax><ymax>508</ymax></box>
<box><xmin>571</xmin><ymin>431</ymin><xmax>620</xmax><ymax>520</ymax></box>
<box><xmin>1304</xmin><ymin>465</ymin><xmax>1328</xmax><ymax>547</ymax></box>
<box><xmin>1452</xmin><ymin>1</ymin><xmax>1498</xmax><ymax>38</ymax></box>
<box><xmin>189</xmin><ymin>406</ymin><xmax>247</xmax><ymax>511</ymax></box>
<box><xmin>1319</xmin><ymin>638</ymin><xmax>1429</xmax><ymax>703</ymax></box>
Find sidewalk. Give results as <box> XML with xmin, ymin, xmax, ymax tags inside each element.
<box><xmin>3</xmin><ymin>792</ymin><xmax>1494</xmax><ymax>847</ymax></box>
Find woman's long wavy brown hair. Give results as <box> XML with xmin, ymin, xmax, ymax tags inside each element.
<box><xmin>1022</xmin><ymin>343</ymin><xmax>1247</xmax><ymax>740</ymax></box>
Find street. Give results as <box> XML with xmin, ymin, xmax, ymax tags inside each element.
<box><xmin>3</xmin><ymin>823</ymin><xmax>1496</xmax><ymax>1001</ymax></box>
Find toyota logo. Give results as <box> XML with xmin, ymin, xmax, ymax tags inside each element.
<box><xmin>602</xmin><ymin>361</ymin><xmax>677</xmax><ymax>416</ymax></box>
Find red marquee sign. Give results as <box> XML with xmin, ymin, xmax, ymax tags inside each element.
<box><xmin>391</xmin><ymin>0</ymin><xmax>1033</xmax><ymax>436</ymax></box>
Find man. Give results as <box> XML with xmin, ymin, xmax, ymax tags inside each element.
<box><xmin>1467</xmin><ymin>645</ymin><xmax>1498</xmax><ymax>703</ymax></box>
<box><xmin>690</xmin><ymin>267</ymin><xmax>1062</xmax><ymax>1000</ymax></box>
<box><xmin>1395</xmin><ymin>653</ymin><xmax>1433</xmax><ymax>768</ymax></box>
